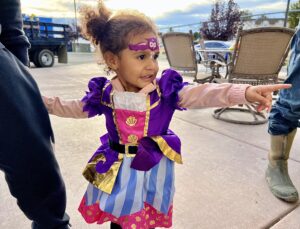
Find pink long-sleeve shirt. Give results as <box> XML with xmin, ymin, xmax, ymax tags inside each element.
<box><xmin>42</xmin><ymin>78</ymin><xmax>249</xmax><ymax>118</ymax></box>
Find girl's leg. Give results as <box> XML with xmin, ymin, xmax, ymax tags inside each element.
<box><xmin>110</xmin><ymin>222</ymin><xmax>122</xmax><ymax>229</ymax></box>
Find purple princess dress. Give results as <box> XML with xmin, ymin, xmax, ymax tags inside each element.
<box><xmin>78</xmin><ymin>69</ymin><xmax>187</xmax><ymax>228</ymax></box>
<box><xmin>41</xmin><ymin>66</ymin><xmax>248</xmax><ymax>229</ymax></box>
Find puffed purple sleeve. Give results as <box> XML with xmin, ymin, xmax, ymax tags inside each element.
<box><xmin>158</xmin><ymin>69</ymin><xmax>189</xmax><ymax>110</ymax></box>
<box><xmin>81</xmin><ymin>77</ymin><xmax>108</xmax><ymax>117</ymax></box>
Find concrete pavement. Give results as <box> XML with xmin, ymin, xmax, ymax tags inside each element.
<box><xmin>0</xmin><ymin>53</ymin><xmax>299</xmax><ymax>229</ymax></box>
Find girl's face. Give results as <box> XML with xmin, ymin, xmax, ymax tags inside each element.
<box><xmin>113</xmin><ymin>32</ymin><xmax>160</xmax><ymax>92</ymax></box>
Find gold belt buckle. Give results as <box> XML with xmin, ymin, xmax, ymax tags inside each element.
<box><xmin>124</xmin><ymin>144</ymin><xmax>135</xmax><ymax>158</ymax></box>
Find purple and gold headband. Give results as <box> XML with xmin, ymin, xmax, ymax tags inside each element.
<box><xmin>128</xmin><ymin>37</ymin><xmax>159</xmax><ymax>51</ymax></box>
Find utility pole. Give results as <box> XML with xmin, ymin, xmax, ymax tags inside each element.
<box><xmin>73</xmin><ymin>0</ymin><xmax>78</xmax><ymax>51</ymax></box>
<box><xmin>284</xmin><ymin>0</ymin><xmax>291</xmax><ymax>27</ymax></box>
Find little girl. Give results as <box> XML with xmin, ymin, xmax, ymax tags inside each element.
<box><xmin>43</xmin><ymin>1</ymin><xmax>291</xmax><ymax>228</ymax></box>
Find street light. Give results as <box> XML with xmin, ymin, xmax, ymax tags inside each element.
<box><xmin>284</xmin><ymin>0</ymin><xmax>291</xmax><ymax>27</ymax></box>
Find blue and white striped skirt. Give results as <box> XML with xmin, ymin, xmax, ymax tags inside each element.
<box><xmin>84</xmin><ymin>156</ymin><xmax>175</xmax><ymax>217</ymax></box>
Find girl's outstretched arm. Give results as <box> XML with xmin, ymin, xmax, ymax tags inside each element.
<box><xmin>42</xmin><ymin>96</ymin><xmax>88</xmax><ymax>118</ymax></box>
<box><xmin>178</xmin><ymin>83</ymin><xmax>291</xmax><ymax>111</ymax></box>
<box><xmin>178</xmin><ymin>83</ymin><xmax>249</xmax><ymax>109</ymax></box>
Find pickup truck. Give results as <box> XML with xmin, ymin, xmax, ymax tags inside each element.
<box><xmin>23</xmin><ymin>20</ymin><xmax>71</xmax><ymax>67</ymax></box>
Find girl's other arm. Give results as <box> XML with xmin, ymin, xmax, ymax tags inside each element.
<box><xmin>42</xmin><ymin>96</ymin><xmax>88</xmax><ymax>118</ymax></box>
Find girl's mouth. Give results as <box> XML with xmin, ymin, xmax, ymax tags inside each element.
<box><xmin>141</xmin><ymin>75</ymin><xmax>154</xmax><ymax>81</ymax></box>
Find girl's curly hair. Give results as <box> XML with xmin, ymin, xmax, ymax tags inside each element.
<box><xmin>80</xmin><ymin>0</ymin><xmax>157</xmax><ymax>56</ymax></box>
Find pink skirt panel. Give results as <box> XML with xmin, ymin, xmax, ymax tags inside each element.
<box><xmin>78</xmin><ymin>197</ymin><xmax>173</xmax><ymax>229</ymax></box>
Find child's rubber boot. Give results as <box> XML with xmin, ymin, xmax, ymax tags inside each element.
<box><xmin>265</xmin><ymin>129</ymin><xmax>298</xmax><ymax>202</ymax></box>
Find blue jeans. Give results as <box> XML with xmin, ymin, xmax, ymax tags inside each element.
<box><xmin>268</xmin><ymin>27</ymin><xmax>300</xmax><ymax>135</ymax></box>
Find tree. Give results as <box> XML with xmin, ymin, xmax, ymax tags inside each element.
<box><xmin>193</xmin><ymin>31</ymin><xmax>200</xmax><ymax>40</ymax></box>
<box><xmin>224</xmin><ymin>0</ymin><xmax>241</xmax><ymax>39</ymax></box>
<box><xmin>200</xmin><ymin>0</ymin><xmax>241</xmax><ymax>41</ymax></box>
<box><xmin>288</xmin><ymin>0</ymin><xmax>300</xmax><ymax>29</ymax></box>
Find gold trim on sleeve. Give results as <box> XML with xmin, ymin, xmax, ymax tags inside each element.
<box><xmin>151</xmin><ymin>136</ymin><xmax>183</xmax><ymax>164</ymax></box>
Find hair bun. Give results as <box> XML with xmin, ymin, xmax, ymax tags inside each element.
<box><xmin>80</xmin><ymin>0</ymin><xmax>111</xmax><ymax>45</ymax></box>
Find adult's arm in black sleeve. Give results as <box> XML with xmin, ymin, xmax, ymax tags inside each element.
<box><xmin>0</xmin><ymin>0</ymin><xmax>30</xmax><ymax>65</ymax></box>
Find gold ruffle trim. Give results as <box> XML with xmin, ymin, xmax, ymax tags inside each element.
<box><xmin>82</xmin><ymin>153</ymin><xmax>124</xmax><ymax>194</ymax></box>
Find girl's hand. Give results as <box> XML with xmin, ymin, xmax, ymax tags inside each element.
<box><xmin>245</xmin><ymin>84</ymin><xmax>292</xmax><ymax>112</ymax></box>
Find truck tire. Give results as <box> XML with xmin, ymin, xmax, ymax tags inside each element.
<box><xmin>34</xmin><ymin>49</ymin><xmax>54</xmax><ymax>67</ymax></box>
<box><xmin>33</xmin><ymin>51</ymin><xmax>41</xmax><ymax>67</ymax></box>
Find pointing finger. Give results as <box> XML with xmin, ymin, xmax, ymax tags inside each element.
<box><xmin>259</xmin><ymin>84</ymin><xmax>291</xmax><ymax>93</ymax></box>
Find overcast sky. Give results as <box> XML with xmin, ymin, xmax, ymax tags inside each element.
<box><xmin>21</xmin><ymin>0</ymin><xmax>296</xmax><ymax>29</ymax></box>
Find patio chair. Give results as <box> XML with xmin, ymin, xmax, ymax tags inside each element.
<box><xmin>197</xmin><ymin>37</ymin><xmax>230</xmax><ymax>76</ymax></box>
<box><xmin>162</xmin><ymin>31</ymin><xmax>227</xmax><ymax>83</ymax></box>
<box><xmin>212</xmin><ymin>26</ymin><xmax>294</xmax><ymax>125</ymax></box>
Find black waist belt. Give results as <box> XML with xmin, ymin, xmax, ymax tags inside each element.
<box><xmin>109</xmin><ymin>140</ymin><xmax>138</xmax><ymax>154</ymax></box>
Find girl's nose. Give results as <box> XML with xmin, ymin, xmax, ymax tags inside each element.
<box><xmin>146</xmin><ymin>58</ymin><xmax>157</xmax><ymax>70</ymax></box>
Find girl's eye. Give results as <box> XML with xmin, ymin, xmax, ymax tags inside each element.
<box><xmin>138</xmin><ymin>55</ymin><xmax>145</xmax><ymax>60</ymax></box>
<box><xmin>154</xmin><ymin>54</ymin><xmax>159</xmax><ymax>60</ymax></box>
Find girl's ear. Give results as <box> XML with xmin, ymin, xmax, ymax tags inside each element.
<box><xmin>103</xmin><ymin>51</ymin><xmax>119</xmax><ymax>71</ymax></box>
